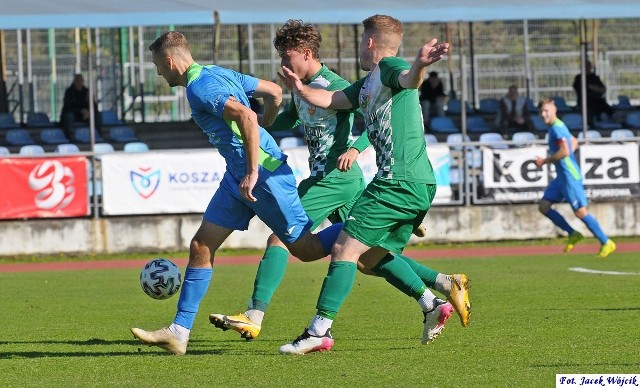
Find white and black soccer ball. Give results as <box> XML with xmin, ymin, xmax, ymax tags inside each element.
<box><xmin>139</xmin><ymin>258</ymin><xmax>182</xmax><ymax>300</ymax></box>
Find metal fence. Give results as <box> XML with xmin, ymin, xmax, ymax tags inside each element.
<box><xmin>2</xmin><ymin>19</ymin><xmax>640</xmax><ymax>124</ymax></box>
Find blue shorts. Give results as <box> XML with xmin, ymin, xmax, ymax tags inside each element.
<box><xmin>203</xmin><ymin>163</ymin><xmax>313</xmax><ymax>243</ymax></box>
<box><xmin>542</xmin><ymin>178</ymin><xmax>588</xmax><ymax>211</ymax></box>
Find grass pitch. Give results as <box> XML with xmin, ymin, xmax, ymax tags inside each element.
<box><xmin>1</xmin><ymin>249</ymin><xmax>639</xmax><ymax>387</ymax></box>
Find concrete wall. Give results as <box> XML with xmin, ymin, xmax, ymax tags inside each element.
<box><xmin>1</xmin><ymin>200</ymin><xmax>638</xmax><ymax>257</ymax></box>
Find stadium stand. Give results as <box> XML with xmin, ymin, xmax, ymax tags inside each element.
<box><xmin>560</xmin><ymin>113</ymin><xmax>585</xmax><ymax>131</ymax></box>
<box><xmin>466</xmin><ymin>116</ymin><xmax>491</xmax><ymax>134</ymax></box>
<box><xmin>0</xmin><ymin>113</ymin><xmax>20</xmax><ymax>129</ymax></box>
<box><xmin>624</xmin><ymin>112</ymin><xmax>640</xmax><ymax>129</ymax></box>
<box><xmin>93</xmin><ymin>142</ymin><xmax>115</xmax><ymax>153</ymax></box>
<box><xmin>19</xmin><ymin>145</ymin><xmax>45</xmax><ymax>155</ymax></box>
<box><xmin>124</xmin><ymin>141</ymin><xmax>150</xmax><ymax>152</ymax></box>
<box><xmin>5</xmin><ymin>129</ymin><xmax>36</xmax><ymax>146</ymax></box>
<box><xmin>424</xmin><ymin>134</ymin><xmax>438</xmax><ymax>144</ymax></box>
<box><xmin>511</xmin><ymin>131</ymin><xmax>537</xmax><ymax>147</ymax></box>
<box><xmin>577</xmin><ymin>129</ymin><xmax>602</xmax><ymax>140</ymax></box>
<box><xmin>429</xmin><ymin>116</ymin><xmax>459</xmax><ymax>134</ymax></box>
<box><xmin>26</xmin><ymin>112</ymin><xmax>53</xmax><ymax>128</ymax></box>
<box><xmin>0</xmin><ymin>146</ymin><xmax>10</xmax><ymax>155</ymax></box>
<box><xmin>74</xmin><ymin>127</ymin><xmax>104</xmax><ymax>143</ymax></box>
<box><xmin>55</xmin><ymin>143</ymin><xmax>81</xmax><ymax>154</ymax></box>
<box><xmin>40</xmin><ymin>128</ymin><xmax>70</xmax><ymax>145</ymax></box>
<box><xmin>610</xmin><ymin>128</ymin><xmax>635</xmax><ymax>140</ymax></box>
<box><xmin>109</xmin><ymin>126</ymin><xmax>138</xmax><ymax>143</ymax></box>
<box><xmin>479</xmin><ymin>132</ymin><xmax>508</xmax><ymax>149</ymax></box>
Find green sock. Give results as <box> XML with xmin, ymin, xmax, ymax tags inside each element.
<box><xmin>395</xmin><ymin>254</ymin><xmax>439</xmax><ymax>288</ymax></box>
<box><xmin>316</xmin><ymin>261</ymin><xmax>357</xmax><ymax>320</ymax></box>
<box><xmin>250</xmin><ymin>246</ymin><xmax>289</xmax><ymax>312</ymax></box>
<box><xmin>372</xmin><ymin>253</ymin><xmax>427</xmax><ymax>300</ymax></box>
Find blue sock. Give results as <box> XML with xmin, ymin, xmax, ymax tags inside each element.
<box><xmin>173</xmin><ymin>267</ymin><xmax>213</xmax><ymax>329</ymax></box>
<box><xmin>544</xmin><ymin>209</ymin><xmax>574</xmax><ymax>234</ymax></box>
<box><xmin>582</xmin><ymin>214</ymin><xmax>608</xmax><ymax>244</ymax></box>
<box><xmin>317</xmin><ymin>223</ymin><xmax>343</xmax><ymax>256</ymax></box>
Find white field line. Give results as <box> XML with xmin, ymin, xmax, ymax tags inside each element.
<box><xmin>569</xmin><ymin>267</ymin><xmax>640</xmax><ymax>276</ymax></box>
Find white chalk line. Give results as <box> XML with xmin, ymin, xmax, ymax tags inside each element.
<box><xmin>569</xmin><ymin>267</ymin><xmax>640</xmax><ymax>276</ymax></box>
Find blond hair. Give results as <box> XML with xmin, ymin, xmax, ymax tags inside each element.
<box><xmin>362</xmin><ymin>15</ymin><xmax>404</xmax><ymax>51</ymax></box>
<box><xmin>149</xmin><ymin>31</ymin><xmax>190</xmax><ymax>55</ymax></box>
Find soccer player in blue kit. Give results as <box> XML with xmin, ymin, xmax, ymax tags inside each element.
<box><xmin>535</xmin><ymin>98</ymin><xmax>616</xmax><ymax>257</ymax></box>
<box><xmin>130</xmin><ymin>31</ymin><xmax>340</xmax><ymax>355</ymax></box>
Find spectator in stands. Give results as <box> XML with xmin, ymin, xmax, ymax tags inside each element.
<box><xmin>497</xmin><ymin>85</ymin><xmax>532</xmax><ymax>135</ymax></box>
<box><xmin>419</xmin><ymin>71</ymin><xmax>446</xmax><ymax>123</ymax></box>
<box><xmin>572</xmin><ymin>61</ymin><xmax>614</xmax><ymax>124</ymax></box>
<box><xmin>60</xmin><ymin>74</ymin><xmax>102</xmax><ymax>139</ymax></box>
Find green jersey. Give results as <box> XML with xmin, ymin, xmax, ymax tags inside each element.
<box><xmin>343</xmin><ymin>56</ymin><xmax>436</xmax><ymax>184</ymax></box>
<box><xmin>269</xmin><ymin>65</ymin><xmax>369</xmax><ymax>180</ymax></box>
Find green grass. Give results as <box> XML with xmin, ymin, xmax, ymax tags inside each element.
<box><xmin>1</xmin><ymin>250</ymin><xmax>639</xmax><ymax>387</ymax></box>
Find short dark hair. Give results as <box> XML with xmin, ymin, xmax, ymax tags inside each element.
<box><xmin>428</xmin><ymin>71</ymin><xmax>438</xmax><ymax>78</ymax></box>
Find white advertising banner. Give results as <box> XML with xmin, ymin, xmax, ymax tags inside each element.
<box><xmin>481</xmin><ymin>143</ymin><xmax>640</xmax><ymax>202</ymax></box>
<box><xmin>283</xmin><ymin>144</ymin><xmax>452</xmax><ymax>203</ymax></box>
<box><xmin>101</xmin><ymin>150</ymin><xmax>226</xmax><ymax>215</ymax></box>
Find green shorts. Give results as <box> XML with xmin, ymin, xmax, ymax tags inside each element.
<box><xmin>343</xmin><ymin>179</ymin><xmax>436</xmax><ymax>254</ymax></box>
<box><xmin>298</xmin><ymin>175</ymin><xmax>365</xmax><ymax>231</ymax></box>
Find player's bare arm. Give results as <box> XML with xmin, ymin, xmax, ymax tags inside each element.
<box><xmin>535</xmin><ymin>138</ymin><xmax>570</xmax><ymax>167</ymax></box>
<box><xmin>279</xmin><ymin>66</ymin><xmax>353</xmax><ymax>110</ymax></box>
<box><xmin>223</xmin><ymin>95</ymin><xmax>259</xmax><ymax>202</ymax></box>
<box><xmin>253</xmin><ymin>79</ymin><xmax>283</xmax><ymax>127</ymax></box>
<box><xmin>399</xmin><ymin>39</ymin><xmax>450</xmax><ymax>89</ymax></box>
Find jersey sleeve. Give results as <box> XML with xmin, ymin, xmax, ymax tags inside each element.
<box><xmin>350</xmin><ymin>133</ymin><xmax>371</xmax><ymax>153</ymax></box>
<box><xmin>342</xmin><ymin>78</ymin><xmax>365</xmax><ymax>109</ymax></box>
<box><xmin>379</xmin><ymin>56</ymin><xmax>410</xmax><ymax>89</ymax></box>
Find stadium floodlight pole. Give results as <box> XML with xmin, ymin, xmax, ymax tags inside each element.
<box><xmin>579</xmin><ymin>19</ymin><xmax>588</xmax><ymax>138</ymax></box>
<box><xmin>87</xmin><ymin>27</ymin><xmax>99</xmax><ymax>219</ymax></box>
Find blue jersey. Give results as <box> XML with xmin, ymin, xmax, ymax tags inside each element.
<box><xmin>547</xmin><ymin>118</ymin><xmax>582</xmax><ymax>183</ymax></box>
<box><xmin>186</xmin><ymin>63</ymin><xmax>286</xmax><ymax>182</ymax></box>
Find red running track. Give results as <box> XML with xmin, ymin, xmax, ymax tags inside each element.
<box><xmin>1</xmin><ymin>242</ymin><xmax>638</xmax><ymax>273</ymax></box>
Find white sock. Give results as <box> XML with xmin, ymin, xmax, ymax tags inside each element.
<box><xmin>308</xmin><ymin>315</ymin><xmax>333</xmax><ymax>336</ymax></box>
<box><xmin>244</xmin><ymin>309</ymin><xmax>265</xmax><ymax>325</ymax></box>
<box><xmin>169</xmin><ymin>323</ymin><xmax>190</xmax><ymax>342</ymax></box>
<box><xmin>435</xmin><ymin>273</ymin><xmax>452</xmax><ymax>295</ymax></box>
<box><xmin>417</xmin><ymin>289</ymin><xmax>438</xmax><ymax>312</ymax></box>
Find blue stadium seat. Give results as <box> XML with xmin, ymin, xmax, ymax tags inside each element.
<box><xmin>0</xmin><ymin>146</ymin><xmax>10</xmax><ymax>156</ymax></box>
<box><xmin>624</xmin><ymin>112</ymin><xmax>640</xmax><ymax>129</ymax></box>
<box><xmin>101</xmin><ymin>110</ymin><xmax>123</xmax><ymax>126</ymax></box>
<box><xmin>109</xmin><ymin>126</ymin><xmax>138</xmax><ymax>143</ymax></box>
<box><xmin>19</xmin><ymin>145</ymin><xmax>45</xmax><ymax>155</ymax></box>
<box><xmin>479</xmin><ymin>132</ymin><xmax>508</xmax><ymax>149</ymax></box>
<box><xmin>124</xmin><ymin>141</ymin><xmax>149</xmax><ymax>152</ymax></box>
<box><xmin>466</xmin><ymin>116</ymin><xmax>491</xmax><ymax>133</ymax></box>
<box><xmin>26</xmin><ymin>112</ymin><xmax>53</xmax><ymax>128</ymax></box>
<box><xmin>478</xmin><ymin>98</ymin><xmax>500</xmax><ymax>114</ymax></box>
<box><xmin>6</xmin><ymin>129</ymin><xmax>36</xmax><ymax>146</ymax></box>
<box><xmin>74</xmin><ymin>127</ymin><xmax>104</xmax><ymax>143</ymax></box>
<box><xmin>93</xmin><ymin>142</ymin><xmax>115</xmax><ymax>153</ymax></box>
<box><xmin>560</xmin><ymin>113</ymin><xmax>585</xmax><ymax>131</ymax></box>
<box><xmin>0</xmin><ymin>113</ymin><xmax>19</xmax><ymax>129</ymax></box>
<box><xmin>612</xmin><ymin>95</ymin><xmax>634</xmax><ymax>111</ymax></box>
<box><xmin>511</xmin><ymin>131</ymin><xmax>537</xmax><ymax>147</ymax></box>
<box><xmin>429</xmin><ymin>117</ymin><xmax>459</xmax><ymax>134</ymax></box>
<box><xmin>424</xmin><ymin>134</ymin><xmax>438</xmax><ymax>145</ymax></box>
<box><xmin>446</xmin><ymin>98</ymin><xmax>473</xmax><ymax>115</ymax></box>
<box><xmin>526</xmin><ymin>98</ymin><xmax>539</xmax><ymax>114</ymax></box>
<box><xmin>531</xmin><ymin>115</ymin><xmax>547</xmax><ymax>132</ymax></box>
<box><xmin>577</xmin><ymin>130</ymin><xmax>602</xmax><ymax>140</ymax></box>
<box><xmin>40</xmin><ymin>128</ymin><xmax>70</xmax><ymax>145</ymax></box>
<box><xmin>446</xmin><ymin>133</ymin><xmax>471</xmax><ymax>151</ymax></box>
<box><xmin>55</xmin><ymin>143</ymin><xmax>81</xmax><ymax>154</ymax></box>
<box><xmin>610</xmin><ymin>128</ymin><xmax>635</xmax><ymax>140</ymax></box>
<box><xmin>552</xmin><ymin>96</ymin><xmax>574</xmax><ymax>113</ymax></box>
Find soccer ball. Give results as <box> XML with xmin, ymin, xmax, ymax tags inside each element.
<box><xmin>139</xmin><ymin>258</ymin><xmax>182</xmax><ymax>300</ymax></box>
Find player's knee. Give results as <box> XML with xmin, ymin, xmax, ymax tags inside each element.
<box><xmin>266</xmin><ymin>233</ymin><xmax>285</xmax><ymax>248</ymax></box>
<box><xmin>574</xmin><ymin>207</ymin><xmax>588</xmax><ymax>219</ymax></box>
<box><xmin>189</xmin><ymin>238</ymin><xmax>214</xmax><ymax>266</ymax></box>
<box><xmin>538</xmin><ymin>200</ymin><xmax>551</xmax><ymax>214</ymax></box>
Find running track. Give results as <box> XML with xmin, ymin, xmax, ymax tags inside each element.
<box><xmin>1</xmin><ymin>242</ymin><xmax>639</xmax><ymax>273</ymax></box>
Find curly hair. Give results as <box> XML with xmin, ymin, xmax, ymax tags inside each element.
<box><xmin>273</xmin><ymin>19</ymin><xmax>322</xmax><ymax>60</ymax></box>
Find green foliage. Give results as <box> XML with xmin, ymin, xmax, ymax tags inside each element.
<box><xmin>0</xmin><ymin>249</ymin><xmax>639</xmax><ymax>387</ymax></box>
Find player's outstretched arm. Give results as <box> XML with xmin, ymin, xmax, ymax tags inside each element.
<box><xmin>399</xmin><ymin>39</ymin><xmax>450</xmax><ymax>89</ymax></box>
<box><xmin>279</xmin><ymin>66</ymin><xmax>353</xmax><ymax>110</ymax></box>
<box><xmin>253</xmin><ymin>79</ymin><xmax>283</xmax><ymax>128</ymax></box>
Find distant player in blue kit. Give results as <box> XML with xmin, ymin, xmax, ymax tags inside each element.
<box><xmin>130</xmin><ymin>31</ymin><xmax>341</xmax><ymax>355</ymax></box>
<box><xmin>535</xmin><ymin>98</ymin><xmax>616</xmax><ymax>257</ymax></box>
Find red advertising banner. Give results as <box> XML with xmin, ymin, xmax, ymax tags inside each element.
<box><xmin>0</xmin><ymin>156</ymin><xmax>90</xmax><ymax>219</ymax></box>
